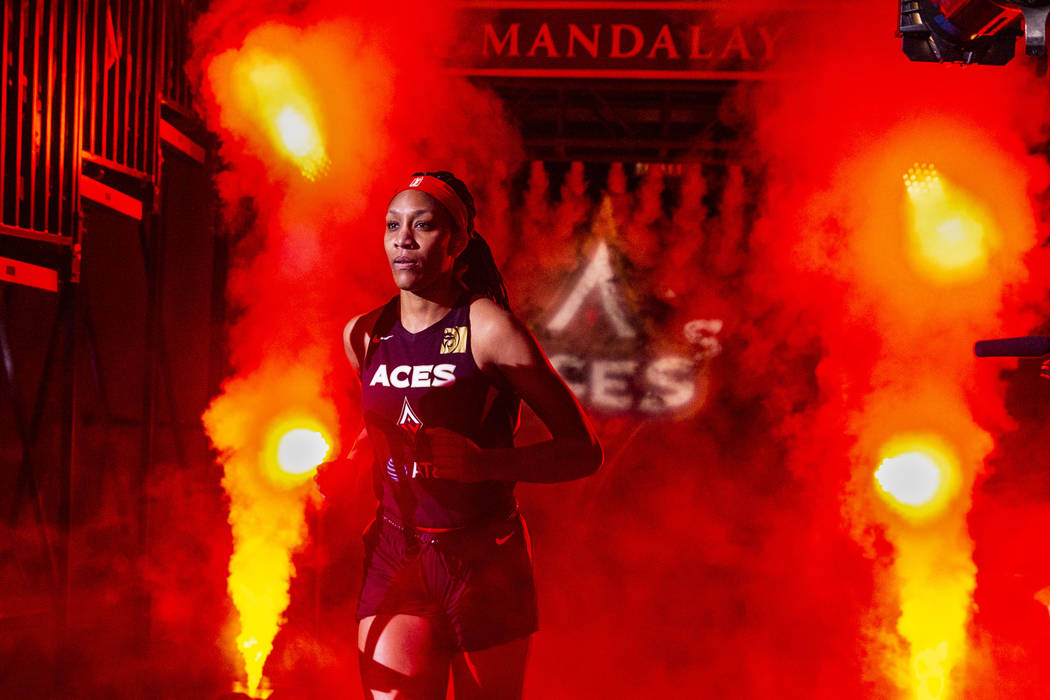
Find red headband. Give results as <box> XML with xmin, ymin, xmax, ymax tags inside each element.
<box><xmin>392</xmin><ymin>175</ymin><xmax>470</xmax><ymax>234</ymax></box>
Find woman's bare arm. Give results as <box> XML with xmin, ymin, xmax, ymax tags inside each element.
<box><xmin>427</xmin><ymin>298</ymin><xmax>602</xmax><ymax>483</ymax></box>
<box><xmin>343</xmin><ymin>307</ymin><xmax>385</xmax><ymax>376</ymax></box>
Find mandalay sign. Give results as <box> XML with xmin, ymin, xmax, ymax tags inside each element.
<box><xmin>449</xmin><ymin>1</ymin><xmax>814</xmax><ymax>80</ymax></box>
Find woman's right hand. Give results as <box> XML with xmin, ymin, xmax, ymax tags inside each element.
<box><xmin>424</xmin><ymin>427</ymin><xmax>485</xmax><ymax>482</ymax></box>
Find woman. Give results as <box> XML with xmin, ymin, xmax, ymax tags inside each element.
<box><xmin>343</xmin><ymin>171</ymin><xmax>603</xmax><ymax>699</ymax></box>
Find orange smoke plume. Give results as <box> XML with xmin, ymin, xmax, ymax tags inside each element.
<box><xmin>738</xmin><ymin>3</ymin><xmax>1049</xmax><ymax>696</ymax></box>
<box><xmin>200</xmin><ymin>18</ymin><xmax>396</xmax><ymax>227</ymax></box>
<box><xmin>211</xmin><ymin>41</ymin><xmax>331</xmax><ymax>180</ymax></box>
<box><xmin>849</xmin><ymin>382</ymin><xmax>993</xmax><ymax>699</ymax></box>
<box><xmin>203</xmin><ymin>357</ymin><xmax>337</xmax><ymax>694</ymax></box>
<box><xmin>193</xmin><ymin>1</ymin><xmax>523</xmax><ymax>692</ymax></box>
<box><xmin>838</xmin><ymin>120</ymin><xmax>1037</xmax><ymax>697</ymax></box>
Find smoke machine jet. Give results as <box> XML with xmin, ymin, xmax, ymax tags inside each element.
<box><xmin>899</xmin><ymin>0</ymin><xmax>1050</xmax><ymax>64</ymax></box>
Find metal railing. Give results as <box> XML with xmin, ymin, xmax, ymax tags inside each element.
<box><xmin>0</xmin><ymin>0</ymin><xmax>205</xmax><ymax>258</ymax></box>
<box><xmin>1</xmin><ymin>0</ymin><xmax>80</xmax><ymax>241</ymax></box>
<box><xmin>81</xmin><ymin>0</ymin><xmax>162</xmax><ymax>179</ymax></box>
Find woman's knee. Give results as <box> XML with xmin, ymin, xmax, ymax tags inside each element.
<box><xmin>358</xmin><ymin>614</ymin><xmax>449</xmax><ymax>700</ymax></box>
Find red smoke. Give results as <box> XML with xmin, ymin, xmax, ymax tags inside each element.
<box><xmin>182</xmin><ymin>0</ymin><xmax>1050</xmax><ymax>697</ymax></box>
<box><xmin>190</xmin><ymin>0</ymin><xmax>523</xmax><ymax>692</ymax></box>
<box><xmin>737</xmin><ymin>2</ymin><xmax>1050</xmax><ymax>697</ymax></box>
<box><xmin>190</xmin><ymin>1</ymin><xmax>523</xmax><ymax>380</ymax></box>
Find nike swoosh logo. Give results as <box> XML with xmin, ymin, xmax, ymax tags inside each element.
<box><xmin>495</xmin><ymin>532</ymin><xmax>514</xmax><ymax>545</ymax></box>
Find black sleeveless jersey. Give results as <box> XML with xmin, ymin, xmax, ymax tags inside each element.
<box><xmin>360</xmin><ymin>296</ymin><xmax>520</xmax><ymax>529</ymax></box>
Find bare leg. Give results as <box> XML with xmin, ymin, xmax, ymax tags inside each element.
<box><xmin>358</xmin><ymin>614</ymin><xmax>451</xmax><ymax>700</ymax></box>
<box><xmin>450</xmin><ymin>637</ymin><xmax>530</xmax><ymax>700</ymax></box>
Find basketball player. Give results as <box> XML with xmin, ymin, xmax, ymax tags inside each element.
<box><xmin>343</xmin><ymin>171</ymin><xmax>602</xmax><ymax>699</ymax></box>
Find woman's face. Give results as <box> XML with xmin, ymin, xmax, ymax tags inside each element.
<box><xmin>385</xmin><ymin>189</ymin><xmax>464</xmax><ymax>292</ymax></box>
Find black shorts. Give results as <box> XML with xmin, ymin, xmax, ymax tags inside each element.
<box><xmin>356</xmin><ymin>510</ymin><xmax>539</xmax><ymax>652</ymax></box>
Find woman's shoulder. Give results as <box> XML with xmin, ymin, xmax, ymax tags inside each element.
<box><xmin>343</xmin><ymin>301</ymin><xmax>393</xmax><ymax>371</ymax></box>
<box><xmin>344</xmin><ymin>303</ymin><xmax>388</xmax><ymax>340</ymax></box>
<box><xmin>467</xmin><ymin>295</ymin><xmax>554</xmax><ymax>378</ymax></box>
<box><xmin>467</xmin><ymin>295</ymin><xmax>516</xmax><ymax>331</ymax></box>
<box><xmin>467</xmin><ymin>295</ymin><xmax>537</xmax><ymax>357</ymax></box>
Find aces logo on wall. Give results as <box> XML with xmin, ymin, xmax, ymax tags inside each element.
<box><xmin>533</xmin><ymin>198</ymin><xmax>722</xmax><ymax>417</ymax></box>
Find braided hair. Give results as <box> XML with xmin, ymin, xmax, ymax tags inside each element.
<box><xmin>412</xmin><ymin>170</ymin><xmax>511</xmax><ymax>311</ymax></box>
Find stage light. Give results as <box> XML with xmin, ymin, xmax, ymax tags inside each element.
<box><xmin>232</xmin><ymin>50</ymin><xmax>330</xmax><ymax>180</ymax></box>
<box><xmin>876</xmin><ymin>451</ymin><xmax>943</xmax><ymax>507</ymax></box>
<box><xmin>903</xmin><ymin>163</ymin><xmax>994</xmax><ymax>285</ymax></box>
<box><xmin>260</xmin><ymin>416</ymin><xmax>333</xmax><ymax>487</ymax></box>
<box><xmin>898</xmin><ymin>0</ymin><xmax>1050</xmax><ymax>65</ymax></box>
<box><xmin>275</xmin><ymin>428</ymin><xmax>329</xmax><ymax>475</ymax></box>
<box><xmin>272</xmin><ymin>105</ymin><xmax>327</xmax><ymax>180</ymax></box>
<box><xmin>275</xmin><ymin>107</ymin><xmax>316</xmax><ymax>158</ymax></box>
<box><xmin>874</xmin><ymin>434</ymin><xmax>960</xmax><ymax>521</ymax></box>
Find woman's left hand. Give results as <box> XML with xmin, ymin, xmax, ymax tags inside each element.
<box><xmin>424</xmin><ymin>427</ymin><xmax>486</xmax><ymax>482</ymax></box>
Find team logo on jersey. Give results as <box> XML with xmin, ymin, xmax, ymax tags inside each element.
<box><xmin>397</xmin><ymin>397</ymin><xmax>423</xmax><ymax>437</ymax></box>
<box><xmin>370</xmin><ymin>363</ymin><xmax>457</xmax><ymax>387</ymax></box>
<box><xmin>441</xmin><ymin>326</ymin><xmax>468</xmax><ymax>354</ymax></box>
